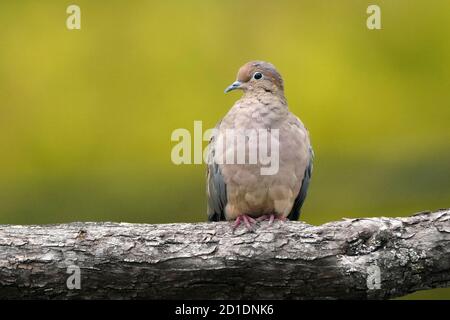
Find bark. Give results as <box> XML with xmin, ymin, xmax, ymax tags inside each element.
<box><xmin>0</xmin><ymin>209</ymin><xmax>449</xmax><ymax>299</ymax></box>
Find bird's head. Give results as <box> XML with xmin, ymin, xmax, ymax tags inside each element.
<box><xmin>224</xmin><ymin>61</ymin><xmax>284</xmax><ymax>96</ymax></box>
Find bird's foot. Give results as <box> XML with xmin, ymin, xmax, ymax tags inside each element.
<box><xmin>232</xmin><ymin>215</ymin><xmax>257</xmax><ymax>232</ymax></box>
<box><xmin>256</xmin><ymin>214</ymin><xmax>287</xmax><ymax>226</ymax></box>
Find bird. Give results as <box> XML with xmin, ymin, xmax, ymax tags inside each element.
<box><xmin>206</xmin><ymin>61</ymin><xmax>313</xmax><ymax>230</ymax></box>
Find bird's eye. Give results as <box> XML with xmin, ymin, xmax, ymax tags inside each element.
<box><xmin>253</xmin><ymin>72</ymin><xmax>263</xmax><ymax>80</ymax></box>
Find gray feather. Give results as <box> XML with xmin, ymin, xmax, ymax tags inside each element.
<box><xmin>206</xmin><ymin>131</ymin><xmax>227</xmax><ymax>221</ymax></box>
<box><xmin>287</xmin><ymin>146</ymin><xmax>314</xmax><ymax>221</ymax></box>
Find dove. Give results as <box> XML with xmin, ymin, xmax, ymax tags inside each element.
<box><xmin>206</xmin><ymin>61</ymin><xmax>313</xmax><ymax>230</ymax></box>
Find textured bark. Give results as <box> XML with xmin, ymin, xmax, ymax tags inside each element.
<box><xmin>0</xmin><ymin>209</ymin><xmax>449</xmax><ymax>300</ymax></box>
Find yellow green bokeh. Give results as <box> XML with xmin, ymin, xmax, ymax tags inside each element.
<box><xmin>0</xmin><ymin>0</ymin><xmax>449</xmax><ymax>299</ymax></box>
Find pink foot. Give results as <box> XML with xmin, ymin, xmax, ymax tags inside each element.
<box><xmin>257</xmin><ymin>214</ymin><xmax>287</xmax><ymax>226</ymax></box>
<box><xmin>232</xmin><ymin>215</ymin><xmax>257</xmax><ymax>232</ymax></box>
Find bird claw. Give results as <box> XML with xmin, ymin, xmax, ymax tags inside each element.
<box><xmin>232</xmin><ymin>214</ymin><xmax>286</xmax><ymax>232</ymax></box>
<box><xmin>232</xmin><ymin>215</ymin><xmax>257</xmax><ymax>232</ymax></box>
<box><xmin>256</xmin><ymin>214</ymin><xmax>286</xmax><ymax>226</ymax></box>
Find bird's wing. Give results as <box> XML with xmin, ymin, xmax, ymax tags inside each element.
<box><xmin>287</xmin><ymin>146</ymin><xmax>314</xmax><ymax>221</ymax></box>
<box><xmin>206</xmin><ymin>126</ymin><xmax>227</xmax><ymax>221</ymax></box>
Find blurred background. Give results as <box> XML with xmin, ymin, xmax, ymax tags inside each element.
<box><xmin>0</xmin><ymin>0</ymin><xmax>449</xmax><ymax>299</ymax></box>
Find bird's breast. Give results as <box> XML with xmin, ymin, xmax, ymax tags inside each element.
<box><xmin>216</xmin><ymin>114</ymin><xmax>310</xmax><ymax>220</ymax></box>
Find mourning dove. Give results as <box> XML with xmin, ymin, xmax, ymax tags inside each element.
<box><xmin>206</xmin><ymin>61</ymin><xmax>313</xmax><ymax>230</ymax></box>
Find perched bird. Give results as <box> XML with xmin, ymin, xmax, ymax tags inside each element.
<box><xmin>206</xmin><ymin>61</ymin><xmax>313</xmax><ymax>230</ymax></box>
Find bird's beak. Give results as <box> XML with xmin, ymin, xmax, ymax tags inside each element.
<box><xmin>224</xmin><ymin>81</ymin><xmax>242</xmax><ymax>93</ymax></box>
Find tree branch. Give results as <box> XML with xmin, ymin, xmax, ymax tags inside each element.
<box><xmin>0</xmin><ymin>209</ymin><xmax>449</xmax><ymax>299</ymax></box>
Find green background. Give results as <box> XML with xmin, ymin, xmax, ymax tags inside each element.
<box><xmin>0</xmin><ymin>0</ymin><xmax>449</xmax><ymax>299</ymax></box>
